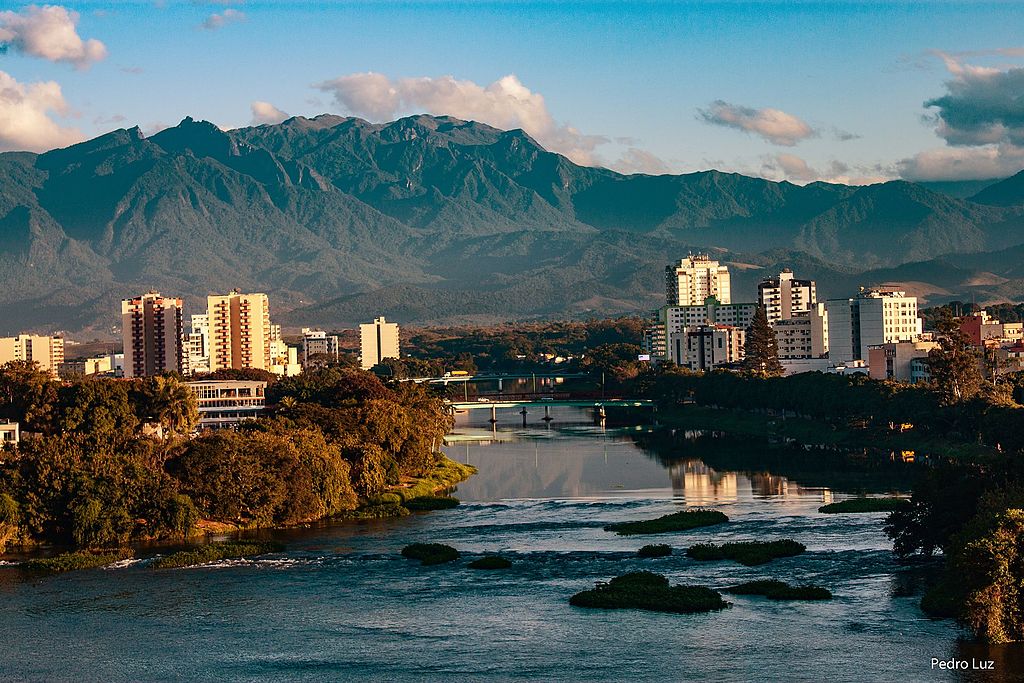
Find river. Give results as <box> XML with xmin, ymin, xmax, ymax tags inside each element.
<box><xmin>0</xmin><ymin>406</ymin><xmax>1021</xmax><ymax>682</ymax></box>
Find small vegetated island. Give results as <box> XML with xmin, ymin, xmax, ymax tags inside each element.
<box><xmin>570</xmin><ymin>571</ymin><xmax>729</xmax><ymax>614</ymax></box>
<box><xmin>401</xmin><ymin>543</ymin><xmax>460</xmax><ymax>566</ymax></box>
<box><xmin>724</xmin><ymin>580</ymin><xmax>832</xmax><ymax>601</ymax></box>
<box><xmin>468</xmin><ymin>555</ymin><xmax>512</xmax><ymax>569</ymax></box>
<box><xmin>0</xmin><ymin>363</ymin><xmax>469</xmax><ymax>555</ymax></box>
<box><xmin>637</xmin><ymin>544</ymin><xmax>673</xmax><ymax>558</ymax></box>
<box><xmin>818</xmin><ymin>498</ymin><xmax>909</xmax><ymax>514</ymax></box>
<box><xmin>687</xmin><ymin>540</ymin><xmax>806</xmax><ymax>566</ymax></box>
<box><xmin>150</xmin><ymin>541</ymin><xmax>284</xmax><ymax>569</ymax></box>
<box><xmin>604</xmin><ymin>510</ymin><xmax>728</xmax><ymax>536</ymax></box>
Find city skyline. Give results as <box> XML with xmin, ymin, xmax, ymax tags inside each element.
<box><xmin>0</xmin><ymin>1</ymin><xmax>1022</xmax><ymax>183</ymax></box>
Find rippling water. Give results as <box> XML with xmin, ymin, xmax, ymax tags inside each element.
<box><xmin>1</xmin><ymin>407</ymin><xmax>1021</xmax><ymax>682</ymax></box>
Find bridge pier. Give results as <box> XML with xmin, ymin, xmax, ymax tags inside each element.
<box><xmin>595</xmin><ymin>406</ymin><xmax>606</xmax><ymax>424</ymax></box>
<box><xmin>542</xmin><ymin>404</ymin><xmax>553</xmax><ymax>422</ymax></box>
<box><xmin>520</xmin><ymin>407</ymin><xmax>528</xmax><ymax>426</ymax></box>
<box><xmin>489</xmin><ymin>404</ymin><xmax>497</xmax><ymax>423</ymax></box>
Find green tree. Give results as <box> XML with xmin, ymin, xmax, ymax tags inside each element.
<box><xmin>927</xmin><ymin>311</ymin><xmax>984</xmax><ymax>404</ymax></box>
<box><xmin>743</xmin><ymin>306</ymin><xmax>784</xmax><ymax>377</ymax></box>
<box><xmin>0</xmin><ymin>360</ymin><xmax>59</xmax><ymax>433</ymax></box>
<box><xmin>130</xmin><ymin>376</ymin><xmax>200</xmax><ymax>437</ymax></box>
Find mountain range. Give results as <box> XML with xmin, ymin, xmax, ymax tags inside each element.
<box><xmin>2</xmin><ymin>113</ymin><xmax>1024</xmax><ymax>336</ymax></box>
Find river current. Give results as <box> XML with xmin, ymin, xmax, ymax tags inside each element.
<box><xmin>1</xmin><ymin>407</ymin><xmax>1021</xmax><ymax>682</ymax></box>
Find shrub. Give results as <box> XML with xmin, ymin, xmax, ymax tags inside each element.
<box><xmin>401</xmin><ymin>543</ymin><xmax>459</xmax><ymax>566</ymax></box>
<box><xmin>725</xmin><ymin>579</ymin><xmax>832</xmax><ymax>600</ymax></box>
<box><xmin>468</xmin><ymin>555</ymin><xmax>512</xmax><ymax>569</ymax></box>
<box><xmin>335</xmin><ymin>504</ymin><xmax>410</xmax><ymax>520</ymax></box>
<box><xmin>22</xmin><ymin>549</ymin><xmax>134</xmax><ymax>575</ymax></box>
<box><xmin>150</xmin><ymin>540</ymin><xmax>285</xmax><ymax>569</ymax></box>
<box><xmin>819</xmin><ymin>498</ymin><xmax>909</xmax><ymax>514</ymax></box>
<box><xmin>405</xmin><ymin>496</ymin><xmax>460</xmax><ymax>511</ymax></box>
<box><xmin>687</xmin><ymin>540</ymin><xmax>806</xmax><ymax>566</ymax></box>
<box><xmin>637</xmin><ymin>544</ymin><xmax>673</xmax><ymax>558</ymax></box>
<box><xmin>371</xmin><ymin>493</ymin><xmax>403</xmax><ymax>506</ymax></box>
<box><xmin>570</xmin><ymin>571</ymin><xmax>729</xmax><ymax>614</ymax></box>
<box><xmin>604</xmin><ymin>510</ymin><xmax>729</xmax><ymax>535</ymax></box>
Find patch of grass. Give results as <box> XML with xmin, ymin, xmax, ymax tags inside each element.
<box><xmin>22</xmin><ymin>549</ymin><xmax>134</xmax><ymax>575</ymax></box>
<box><xmin>687</xmin><ymin>540</ymin><xmax>806</xmax><ymax>566</ymax></box>
<box><xmin>818</xmin><ymin>498</ymin><xmax>910</xmax><ymax>514</ymax></box>
<box><xmin>604</xmin><ymin>509</ymin><xmax>728</xmax><ymax>536</ymax></box>
<box><xmin>570</xmin><ymin>571</ymin><xmax>729</xmax><ymax>614</ymax></box>
<box><xmin>404</xmin><ymin>496</ymin><xmax>460</xmax><ymax>511</ymax></box>
<box><xmin>401</xmin><ymin>543</ymin><xmax>460</xmax><ymax>566</ymax></box>
<box><xmin>468</xmin><ymin>555</ymin><xmax>512</xmax><ymax>570</ymax></box>
<box><xmin>637</xmin><ymin>544</ymin><xmax>673</xmax><ymax>558</ymax></box>
<box><xmin>724</xmin><ymin>579</ymin><xmax>832</xmax><ymax>600</ymax></box>
<box><xmin>391</xmin><ymin>458</ymin><xmax>477</xmax><ymax>503</ymax></box>
<box><xmin>150</xmin><ymin>541</ymin><xmax>284</xmax><ymax>569</ymax></box>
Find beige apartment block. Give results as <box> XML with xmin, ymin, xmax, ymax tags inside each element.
<box><xmin>0</xmin><ymin>334</ymin><xmax>65</xmax><ymax>377</ymax></box>
<box><xmin>360</xmin><ymin>316</ymin><xmax>400</xmax><ymax>370</ymax></box>
<box><xmin>207</xmin><ymin>291</ymin><xmax>272</xmax><ymax>371</ymax></box>
<box><xmin>122</xmin><ymin>291</ymin><xmax>184</xmax><ymax>377</ymax></box>
<box><xmin>665</xmin><ymin>254</ymin><xmax>732</xmax><ymax>305</ymax></box>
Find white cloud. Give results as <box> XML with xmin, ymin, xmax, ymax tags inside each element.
<box><xmin>314</xmin><ymin>71</ymin><xmax>607</xmax><ymax>165</ymax></box>
<box><xmin>763</xmin><ymin>153</ymin><xmax>888</xmax><ymax>185</ymax></box>
<box><xmin>250</xmin><ymin>100</ymin><xmax>288</xmax><ymax>125</ymax></box>
<box><xmin>201</xmin><ymin>8</ymin><xmax>245</xmax><ymax>30</ymax></box>
<box><xmin>697</xmin><ymin>100</ymin><xmax>815</xmax><ymax>146</ymax></box>
<box><xmin>0</xmin><ymin>4</ymin><xmax>107</xmax><ymax>68</ymax></box>
<box><xmin>898</xmin><ymin>51</ymin><xmax>1024</xmax><ymax>180</ymax></box>
<box><xmin>612</xmin><ymin>148</ymin><xmax>670</xmax><ymax>175</ymax></box>
<box><xmin>0</xmin><ymin>69</ymin><xmax>82</xmax><ymax>152</ymax></box>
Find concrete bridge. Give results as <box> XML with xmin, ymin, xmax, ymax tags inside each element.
<box><xmin>446</xmin><ymin>397</ymin><xmax>656</xmax><ymax>424</ymax></box>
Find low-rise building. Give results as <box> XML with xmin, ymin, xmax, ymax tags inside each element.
<box><xmin>959</xmin><ymin>311</ymin><xmax>1024</xmax><ymax>346</ymax></box>
<box><xmin>0</xmin><ymin>420</ymin><xmax>18</xmax><ymax>447</ymax></box>
<box><xmin>867</xmin><ymin>340</ymin><xmax>939</xmax><ymax>383</ymax></box>
<box><xmin>185</xmin><ymin>379</ymin><xmax>267</xmax><ymax>430</ymax></box>
<box><xmin>301</xmin><ymin>328</ymin><xmax>340</xmax><ymax>365</ymax></box>
<box><xmin>670</xmin><ymin>324</ymin><xmax>745</xmax><ymax>371</ymax></box>
<box><xmin>59</xmin><ymin>353</ymin><xmax>124</xmax><ymax>379</ymax></box>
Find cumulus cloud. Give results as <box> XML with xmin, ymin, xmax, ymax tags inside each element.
<box><xmin>612</xmin><ymin>148</ymin><xmax>670</xmax><ymax>175</ymax></box>
<box><xmin>201</xmin><ymin>8</ymin><xmax>245</xmax><ymax>30</ymax></box>
<box><xmin>0</xmin><ymin>4</ymin><xmax>107</xmax><ymax>68</ymax></box>
<box><xmin>0</xmin><ymin>69</ymin><xmax>82</xmax><ymax>152</ymax></box>
<box><xmin>314</xmin><ymin>71</ymin><xmax>607</xmax><ymax>165</ymax></box>
<box><xmin>899</xmin><ymin>51</ymin><xmax>1024</xmax><ymax>180</ymax></box>
<box><xmin>250</xmin><ymin>100</ymin><xmax>288</xmax><ymax>125</ymax></box>
<box><xmin>762</xmin><ymin>153</ymin><xmax>888</xmax><ymax>186</ymax></box>
<box><xmin>697</xmin><ymin>100</ymin><xmax>815</xmax><ymax>146</ymax></box>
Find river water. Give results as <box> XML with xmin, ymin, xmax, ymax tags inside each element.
<box><xmin>1</xmin><ymin>407</ymin><xmax>1021</xmax><ymax>682</ymax></box>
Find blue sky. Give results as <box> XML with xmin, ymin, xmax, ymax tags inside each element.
<box><xmin>2</xmin><ymin>1</ymin><xmax>1024</xmax><ymax>182</ymax></box>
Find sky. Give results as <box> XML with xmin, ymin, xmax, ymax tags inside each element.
<box><xmin>1</xmin><ymin>1</ymin><xmax>1024</xmax><ymax>184</ymax></box>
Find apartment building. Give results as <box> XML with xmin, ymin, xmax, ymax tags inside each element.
<box><xmin>670</xmin><ymin>324</ymin><xmax>746</xmax><ymax>370</ymax></box>
<box><xmin>207</xmin><ymin>292</ymin><xmax>272</xmax><ymax>371</ymax></box>
<box><xmin>648</xmin><ymin>297</ymin><xmax>756</xmax><ymax>361</ymax></box>
<box><xmin>122</xmin><ymin>292</ymin><xmax>184</xmax><ymax>377</ymax></box>
<box><xmin>359</xmin><ymin>317</ymin><xmax>400</xmax><ymax>370</ymax></box>
<box><xmin>0</xmin><ymin>334</ymin><xmax>65</xmax><ymax>377</ymax></box>
<box><xmin>959</xmin><ymin>311</ymin><xmax>1024</xmax><ymax>346</ymax></box>
<box><xmin>774</xmin><ymin>303</ymin><xmax>829</xmax><ymax>359</ymax></box>
<box><xmin>758</xmin><ymin>269</ymin><xmax>816</xmax><ymax>324</ymax></box>
<box><xmin>868</xmin><ymin>340</ymin><xmax>939</xmax><ymax>383</ymax></box>
<box><xmin>826</xmin><ymin>288</ymin><xmax>922</xmax><ymax>364</ymax></box>
<box><xmin>301</xmin><ymin>328</ymin><xmax>340</xmax><ymax>365</ymax></box>
<box><xmin>665</xmin><ymin>254</ymin><xmax>732</xmax><ymax>306</ymax></box>
<box><xmin>185</xmin><ymin>314</ymin><xmax>211</xmax><ymax>374</ymax></box>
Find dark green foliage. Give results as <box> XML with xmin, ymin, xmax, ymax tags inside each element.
<box><xmin>22</xmin><ymin>549</ymin><xmax>134</xmax><ymax>575</ymax></box>
<box><xmin>401</xmin><ymin>543</ymin><xmax>460</xmax><ymax>566</ymax></box>
<box><xmin>569</xmin><ymin>571</ymin><xmax>729</xmax><ymax>614</ymax></box>
<box><xmin>743</xmin><ymin>305</ymin><xmax>784</xmax><ymax>377</ymax></box>
<box><xmin>724</xmin><ymin>580</ymin><xmax>832</xmax><ymax>600</ymax></box>
<box><xmin>468</xmin><ymin>555</ymin><xmax>512</xmax><ymax>569</ymax></box>
<box><xmin>687</xmin><ymin>540</ymin><xmax>806</xmax><ymax>566</ymax></box>
<box><xmin>637</xmin><ymin>544</ymin><xmax>673</xmax><ymax>558</ymax></box>
<box><xmin>819</xmin><ymin>498</ymin><xmax>910</xmax><ymax>514</ymax></box>
<box><xmin>150</xmin><ymin>541</ymin><xmax>285</xmax><ymax>570</ymax></box>
<box><xmin>404</xmin><ymin>496</ymin><xmax>460</xmax><ymax>511</ymax></box>
<box><xmin>604</xmin><ymin>509</ymin><xmax>728</xmax><ymax>535</ymax></box>
<box><xmin>334</xmin><ymin>503</ymin><xmax>410</xmax><ymax>520</ymax></box>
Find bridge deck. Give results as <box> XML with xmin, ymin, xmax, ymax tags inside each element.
<box><xmin>447</xmin><ymin>399</ymin><xmax>655</xmax><ymax>410</ymax></box>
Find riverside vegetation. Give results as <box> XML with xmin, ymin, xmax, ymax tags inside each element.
<box><xmin>686</xmin><ymin>540</ymin><xmax>806</xmax><ymax>566</ymax></box>
<box><xmin>569</xmin><ymin>571</ymin><xmax>729</xmax><ymax>614</ymax></box>
<box><xmin>0</xmin><ymin>362</ymin><xmax>466</xmax><ymax>553</ymax></box>
<box><xmin>724</xmin><ymin>580</ymin><xmax>832</xmax><ymax>601</ymax></box>
<box><xmin>603</xmin><ymin>510</ymin><xmax>728</xmax><ymax>535</ymax></box>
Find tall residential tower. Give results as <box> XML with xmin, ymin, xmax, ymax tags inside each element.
<box><xmin>665</xmin><ymin>254</ymin><xmax>732</xmax><ymax>305</ymax></box>
<box><xmin>207</xmin><ymin>291</ymin><xmax>272</xmax><ymax>371</ymax></box>
<box><xmin>359</xmin><ymin>317</ymin><xmax>400</xmax><ymax>370</ymax></box>
<box><xmin>121</xmin><ymin>292</ymin><xmax>184</xmax><ymax>377</ymax></box>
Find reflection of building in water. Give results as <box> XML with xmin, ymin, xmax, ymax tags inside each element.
<box><xmin>669</xmin><ymin>461</ymin><xmax>738</xmax><ymax>503</ymax></box>
<box><xmin>749</xmin><ymin>472</ymin><xmax>789</xmax><ymax>498</ymax></box>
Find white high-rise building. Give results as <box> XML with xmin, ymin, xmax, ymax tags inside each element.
<box><xmin>665</xmin><ymin>254</ymin><xmax>732</xmax><ymax>305</ymax></box>
<box><xmin>359</xmin><ymin>317</ymin><xmax>400</xmax><ymax>370</ymax></box>
<box><xmin>758</xmin><ymin>269</ymin><xmax>816</xmax><ymax>324</ymax></box>
<box><xmin>301</xmin><ymin>328</ymin><xmax>340</xmax><ymax>365</ymax></box>
<box><xmin>775</xmin><ymin>303</ymin><xmax>829</xmax><ymax>360</ymax></box>
<box><xmin>826</xmin><ymin>288</ymin><xmax>922</xmax><ymax>364</ymax></box>
<box><xmin>185</xmin><ymin>314</ymin><xmax>210</xmax><ymax>375</ymax></box>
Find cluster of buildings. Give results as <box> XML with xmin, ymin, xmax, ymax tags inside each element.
<box><xmin>0</xmin><ymin>291</ymin><xmax>403</xmax><ymax>434</ymax></box>
<box><xmin>643</xmin><ymin>254</ymin><xmax>934</xmax><ymax>381</ymax></box>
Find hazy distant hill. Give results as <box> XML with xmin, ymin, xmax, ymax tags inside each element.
<box><xmin>1</xmin><ymin>113</ymin><xmax>1024</xmax><ymax>334</ymax></box>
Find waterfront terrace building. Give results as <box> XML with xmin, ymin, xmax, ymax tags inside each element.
<box><xmin>758</xmin><ymin>269</ymin><xmax>816</xmax><ymax>324</ymax></box>
<box><xmin>122</xmin><ymin>292</ymin><xmax>184</xmax><ymax>377</ymax></box>
<box><xmin>665</xmin><ymin>254</ymin><xmax>732</xmax><ymax>306</ymax></box>
<box><xmin>207</xmin><ymin>291</ymin><xmax>272</xmax><ymax>372</ymax></box>
<box><xmin>0</xmin><ymin>334</ymin><xmax>65</xmax><ymax>378</ymax></box>
<box><xmin>185</xmin><ymin>379</ymin><xmax>267</xmax><ymax>430</ymax></box>
<box><xmin>359</xmin><ymin>317</ymin><xmax>400</xmax><ymax>370</ymax></box>
<box><xmin>826</xmin><ymin>288</ymin><xmax>922</xmax><ymax>364</ymax></box>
